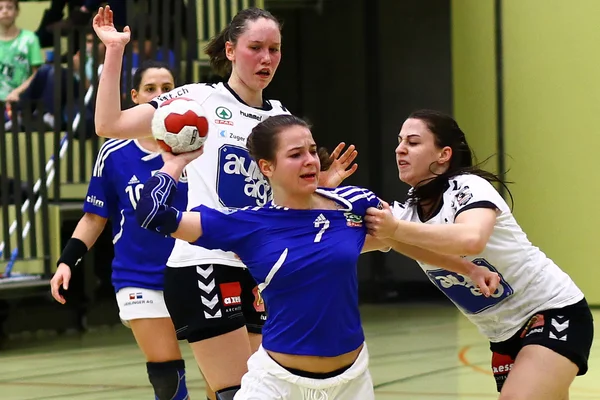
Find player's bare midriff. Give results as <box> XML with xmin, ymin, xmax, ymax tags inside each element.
<box><xmin>267</xmin><ymin>343</ymin><xmax>363</xmax><ymax>373</ymax></box>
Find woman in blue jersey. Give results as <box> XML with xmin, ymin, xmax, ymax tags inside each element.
<box><xmin>90</xmin><ymin>6</ymin><xmax>361</xmax><ymax>400</ymax></box>
<box><xmin>365</xmin><ymin>110</ymin><xmax>593</xmax><ymax>400</ymax></box>
<box><xmin>50</xmin><ymin>61</ymin><xmax>192</xmax><ymax>400</ymax></box>
<box><xmin>135</xmin><ymin>114</ymin><xmax>501</xmax><ymax>400</ymax></box>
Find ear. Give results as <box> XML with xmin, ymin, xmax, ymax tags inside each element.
<box><xmin>258</xmin><ymin>159</ymin><xmax>274</xmax><ymax>178</ymax></box>
<box><xmin>130</xmin><ymin>89</ymin><xmax>139</xmax><ymax>104</ymax></box>
<box><xmin>225</xmin><ymin>41</ymin><xmax>235</xmax><ymax>62</ymax></box>
<box><xmin>438</xmin><ymin>146</ymin><xmax>452</xmax><ymax>164</ymax></box>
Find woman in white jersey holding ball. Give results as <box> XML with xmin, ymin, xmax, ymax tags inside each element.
<box><xmin>365</xmin><ymin>109</ymin><xmax>593</xmax><ymax>399</ymax></box>
<box><xmin>91</xmin><ymin>6</ymin><xmax>358</xmax><ymax>399</ymax></box>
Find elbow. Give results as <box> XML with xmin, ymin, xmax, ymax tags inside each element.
<box><xmin>95</xmin><ymin>122</ymin><xmax>113</xmax><ymax>138</ymax></box>
<box><xmin>83</xmin><ymin>212</ymin><xmax>107</xmax><ymax>226</ymax></box>
<box><xmin>95</xmin><ymin>114</ymin><xmax>123</xmax><ymax>138</ymax></box>
<box><xmin>462</xmin><ymin>233</ymin><xmax>487</xmax><ymax>255</ymax></box>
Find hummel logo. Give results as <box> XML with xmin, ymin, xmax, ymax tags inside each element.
<box><xmin>128</xmin><ymin>175</ymin><xmax>140</xmax><ymax>185</ymax></box>
<box><xmin>314</xmin><ymin>214</ymin><xmax>328</xmax><ymax>227</ymax></box>
<box><xmin>549</xmin><ymin>316</ymin><xmax>569</xmax><ymax>341</ymax></box>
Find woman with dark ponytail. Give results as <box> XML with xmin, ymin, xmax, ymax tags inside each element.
<box><xmin>204</xmin><ymin>24</ymin><xmax>232</xmax><ymax>77</ymax></box>
<box><xmin>90</xmin><ymin>5</ymin><xmax>357</xmax><ymax>400</ymax></box>
<box><xmin>365</xmin><ymin>110</ymin><xmax>593</xmax><ymax>400</ymax></box>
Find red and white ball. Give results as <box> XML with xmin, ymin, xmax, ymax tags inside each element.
<box><xmin>151</xmin><ymin>97</ymin><xmax>209</xmax><ymax>154</ymax></box>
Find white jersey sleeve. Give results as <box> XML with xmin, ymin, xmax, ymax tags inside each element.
<box><xmin>450</xmin><ymin>174</ymin><xmax>509</xmax><ymax>216</ymax></box>
<box><xmin>149</xmin><ymin>83</ymin><xmax>215</xmax><ymax>109</ymax></box>
<box><xmin>391</xmin><ymin>200</ymin><xmax>409</xmax><ymax>220</ymax></box>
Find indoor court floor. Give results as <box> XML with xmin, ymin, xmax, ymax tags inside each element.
<box><xmin>0</xmin><ymin>304</ymin><xmax>598</xmax><ymax>399</ymax></box>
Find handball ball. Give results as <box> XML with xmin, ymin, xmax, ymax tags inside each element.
<box><xmin>151</xmin><ymin>97</ymin><xmax>209</xmax><ymax>154</ymax></box>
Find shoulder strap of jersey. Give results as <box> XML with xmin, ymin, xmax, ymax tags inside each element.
<box><xmin>92</xmin><ymin>139</ymin><xmax>131</xmax><ymax>178</ymax></box>
<box><xmin>317</xmin><ymin>186</ymin><xmax>381</xmax><ymax>214</ymax></box>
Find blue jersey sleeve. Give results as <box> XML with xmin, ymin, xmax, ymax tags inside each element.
<box><xmin>84</xmin><ymin>144</ymin><xmax>117</xmax><ymax>218</ymax></box>
<box><xmin>333</xmin><ymin>186</ymin><xmax>382</xmax><ymax>216</ymax></box>
<box><xmin>192</xmin><ymin>205</ymin><xmax>260</xmax><ymax>254</ymax></box>
<box><xmin>364</xmin><ymin>188</ymin><xmax>383</xmax><ymax>210</ymax></box>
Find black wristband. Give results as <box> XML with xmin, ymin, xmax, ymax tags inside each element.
<box><xmin>57</xmin><ymin>238</ymin><xmax>89</xmax><ymax>269</ymax></box>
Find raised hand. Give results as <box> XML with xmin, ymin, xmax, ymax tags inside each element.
<box><xmin>318</xmin><ymin>142</ymin><xmax>359</xmax><ymax>188</ymax></box>
<box><xmin>92</xmin><ymin>6</ymin><xmax>131</xmax><ymax>47</ymax></box>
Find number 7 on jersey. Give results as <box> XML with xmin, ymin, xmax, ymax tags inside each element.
<box><xmin>313</xmin><ymin>214</ymin><xmax>330</xmax><ymax>243</ymax></box>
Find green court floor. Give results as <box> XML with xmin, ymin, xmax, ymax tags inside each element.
<box><xmin>0</xmin><ymin>304</ymin><xmax>597</xmax><ymax>399</ymax></box>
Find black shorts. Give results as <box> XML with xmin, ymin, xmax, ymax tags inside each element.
<box><xmin>163</xmin><ymin>264</ymin><xmax>267</xmax><ymax>342</ymax></box>
<box><xmin>489</xmin><ymin>298</ymin><xmax>594</xmax><ymax>392</ymax></box>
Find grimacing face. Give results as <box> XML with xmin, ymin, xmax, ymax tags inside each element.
<box><xmin>259</xmin><ymin>125</ymin><xmax>320</xmax><ymax>196</ymax></box>
<box><xmin>226</xmin><ymin>18</ymin><xmax>282</xmax><ymax>92</ymax></box>
<box><xmin>395</xmin><ymin>118</ymin><xmax>452</xmax><ymax>187</ymax></box>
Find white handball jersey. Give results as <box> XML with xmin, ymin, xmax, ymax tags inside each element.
<box><xmin>150</xmin><ymin>82</ymin><xmax>290</xmax><ymax>268</ymax></box>
<box><xmin>392</xmin><ymin>174</ymin><xmax>583</xmax><ymax>342</ymax></box>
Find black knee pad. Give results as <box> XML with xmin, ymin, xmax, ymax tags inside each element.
<box><xmin>215</xmin><ymin>385</ymin><xmax>241</xmax><ymax>400</ymax></box>
<box><xmin>147</xmin><ymin>359</ymin><xmax>189</xmax><ymax>400</ymax></box>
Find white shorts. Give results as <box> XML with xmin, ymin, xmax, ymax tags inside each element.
<box><xmin>115</xmin><ymin>287</ymin><xmax>171</xmax><ymax>325</ymax></box>
<box><xmin>234</xmin><ymin>343</ymin><xmax>374</xmax><ymax>400</ymax></box>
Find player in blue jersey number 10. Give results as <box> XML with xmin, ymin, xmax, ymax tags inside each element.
<box><xmin>365</xmin><ymin>109</ymin><xmax>594</xmax><ymax>400</ymax></box>
<box><xmin>135</xmin><ymin>114</ymin><xmax>501</xmax><ymax>400</ymax></box>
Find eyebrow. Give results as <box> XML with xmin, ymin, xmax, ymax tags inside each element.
<box><xmin>248</xmin><ymin>40</ymin><xmax>281</xmax><ymax>46</ymax></box>
<box><xmin>288</xmin><ymin>144</ymin><xmax>317</xmax><ymax>151</ymax></box>
<box><xmin>399</xmin><ymin>133</ymin><xmax>421</xmax><ymax>139</ymax></box>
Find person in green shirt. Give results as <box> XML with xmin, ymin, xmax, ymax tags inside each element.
<box><xmin>0</xmin><ymin>0</ymin><xmax>43</xmax><ymax>102</ymax></box>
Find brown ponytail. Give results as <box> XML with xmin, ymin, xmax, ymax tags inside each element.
<box><xmin>204</xmin><ymin>25</ymin><xmax>232</xmax><ymax>77</ymax></box>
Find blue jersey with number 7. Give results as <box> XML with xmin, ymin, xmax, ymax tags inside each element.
<box><xmin>191</xmin><ymin>186</ymin><xmax>381</xmax><ymax>357</ymax></box>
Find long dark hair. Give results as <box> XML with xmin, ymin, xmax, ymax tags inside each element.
<box><xmin>406</xmin><ymin>109</ymin><xmax>512</xmax><ymax>207</ymax></box>
<box><xmin>204</xmin><ymin>7</ymin><xmax>282</xmax><ymax>77</ymax></box>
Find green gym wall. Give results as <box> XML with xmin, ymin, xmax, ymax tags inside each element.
<box><xmin>453</xmin><ymin>0</ymin><xmax>600</xmax><ymax>306</ymax></box>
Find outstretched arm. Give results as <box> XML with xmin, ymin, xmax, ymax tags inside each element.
<box><xmin>364</xmin><ymin>202</ymin><xmax>500</xmax><ymax>296</ymax></box>
<box><xmin>361</xmin><ymin>235</ymin><xmax>388</xmax><ymax>253</ymax></box>
<box><xmin>365</xmin><ymin>202</ymin><xmax>497</xmax><ymax>256</ymax></box>
<box><xmin>359</xmin><ymin>229</ymin><xmax>500</xmax><ymax>297</ymax></box>
<box><xmin>93</xmin><ymin>6</ymin><xmax>155</xmax><ymax>138</ymax></box>
<box><xmin>384</xmin><ymin>239</ymin><xmax>473</xmax><ymax>275</ymax></box>
<box><xmin>382</xmin><ymin>239</ymin><xmax>499</xmax><ymax>297</ymax></box>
